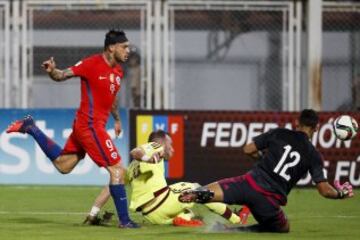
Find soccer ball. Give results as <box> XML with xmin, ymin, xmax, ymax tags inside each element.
<box><xmin>332</xmin><ymin>115</ymin><xmax>358</xmax><ymax>141</ymax></box>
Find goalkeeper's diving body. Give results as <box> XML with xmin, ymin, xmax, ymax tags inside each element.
<box><xmin>179</xmin><ymin>109</ymin><xmax>354</xmax><ymax>233</ymax></box>
<box><xmin>85</xmin><ymin>130</ymin><xmax>249</xmax><ymax>227</ymax></box>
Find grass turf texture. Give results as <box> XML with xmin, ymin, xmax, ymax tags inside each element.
<box><xmin>0</xmin><ymin>185</ymin><xmax>359</xmax><ymax>240</ymax></box>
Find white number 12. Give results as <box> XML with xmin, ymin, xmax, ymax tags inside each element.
<box><xmin>273</xmin><ymin>145</ymin><xmax>301</xmax><ymax>181</ymax></box>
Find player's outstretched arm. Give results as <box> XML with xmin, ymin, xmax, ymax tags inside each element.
<box><xmin>130</xmin><ymin>147</ymin><xmax>146</xmax><ymax>160</ymax></box>
<box><xmin>41</xmin><ymin>57</ymin><xmax>74</xmax><ymax>82</ymax></box>
<box><xmin>316</xmin><ymin>181</ymin><xmax>354</xmax><ymax>199</ymax></box>
<box><xmin>130</xmin><ymin>144</ymin><xmax>163</xmax><ymax>163</ymax></box>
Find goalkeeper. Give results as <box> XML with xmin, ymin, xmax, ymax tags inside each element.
<box><xmin>84</xmin><ymin>130</ymin><xmax>249</xmax><ymax>227</ymax></box>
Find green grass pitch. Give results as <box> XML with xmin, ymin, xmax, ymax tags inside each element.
<box><xmin>0</xmin><ymin>185</ymin><xmax>359</xmax><ymax>240</ymax></box>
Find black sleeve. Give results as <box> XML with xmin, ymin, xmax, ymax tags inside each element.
<box><xmin>253</xmin><ymin>129</ymin><xmax>276</xmax><ymax>151</ymax></box>
<box><xmin>309</xmin><ymin>151</ymin><xmax>327</xmax><ymax>183</ymax></box>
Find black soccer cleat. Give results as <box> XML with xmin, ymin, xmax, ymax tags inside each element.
<box><xmin>83</xmin><ymin>211</ymin><xmax>114</xmax><ymax>226</ymax></box>
<box><xmin>101</xmin><ymin>211</ymin><xmax>114</xmax><ymax>224</ymax></box>
<box><xmin>83</xmin><ymin>215</ymin><xmax>102</xmax><ymax>226</ymax></box>
<box><xmin>178</xmin><ymin>188</ymin><xmax>214</xmax><ymax>203</ymax></box>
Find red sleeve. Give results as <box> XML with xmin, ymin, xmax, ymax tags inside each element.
<box><xmin>70</xmin><ymin>57</ymin><xmax>92</xmax><ymax>78</ymax></box>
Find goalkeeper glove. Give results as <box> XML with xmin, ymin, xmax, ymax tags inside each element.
<box><xmin>334</xmin><ymin>180</ymin><xmax>354</xmax><ymax>199</ymax></box>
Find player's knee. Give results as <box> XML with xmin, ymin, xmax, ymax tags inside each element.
<box><xmin>53</xmin><ymin>155</ymin><xmax>79</xmax><ymax>174</ymax></box>
<box><xmin>109</xmin><ymin>163</ymin><xmax>125</xmax><ymax>174</ymax></box>
<box><xmin>280</xmin><ymin>221</ymin><xmax>290</xmax><ymax>233</ymax></box>
<box><xmin>55</xmin><ymin>163</ymin><xmax>72</xmax><ymax>174</ymax></box>
<box><xmin>58</xmin><ymin>168</ymin><xmax>71</xmax><ymax>174</ymax></box>
<box><xmin>274</xmin><ymin>220</ymin><xmax>290</xmax><ymax>233</ymax></box>
<box><xmin>108</xmin><ymin>164</ymin><xmax>125</xmax><ymax>183</ymax></box>
<box><xmin>53</xmin><ymin>160</ymin><xmax>71</xmax><ymax>174</ymax></box>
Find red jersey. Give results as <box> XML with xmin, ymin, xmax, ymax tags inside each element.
<box><xmin>70</xmin><ymin>54</ymin><xmax>123</xmax><ymax>126</ymax></box>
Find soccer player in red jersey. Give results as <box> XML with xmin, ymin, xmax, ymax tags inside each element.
<box><xmin>6</xmin><ymin>30</ymin><xmax>139</xmax><ymax>228</ymax></box>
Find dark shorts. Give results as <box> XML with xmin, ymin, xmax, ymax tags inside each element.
<box><xmin>218</xmin><ymin>173</ymin><xmax>288</xmax><ymax>231</ymax></box>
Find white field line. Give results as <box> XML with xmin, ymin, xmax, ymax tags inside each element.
<box><xmin>0</xmin><ymin>186</ymin><xmax>102</xmax><ymax>190</ymax></box>
<box><xmin>291</xmin><ymin>215</ymin><xmax>360</xmax><ymax>219</ymax></box>
<box><xmin>0</xmin><ymin>211</ymin><xmax>359</xmax><ymax>219</ymax></box>
<box><xmin>0</xmin><ymin>211</ymin><xmax>86</xmax><ymax>215</ymax></box>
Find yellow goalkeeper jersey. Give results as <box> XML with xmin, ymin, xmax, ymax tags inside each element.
<box><xmin>126</xmin><ymin>142</ymin><xmax>168</xmax><ymax>211</ymax></box>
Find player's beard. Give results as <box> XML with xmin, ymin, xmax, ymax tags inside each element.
<box><xmin>115</xmin><ymin>52</ymin><xmax>127</xmax><ymax>63</ymax></box>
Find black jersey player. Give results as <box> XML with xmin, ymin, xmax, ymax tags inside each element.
<box><xmin>179</xmin><ymin>109</ymin><xmax>354</xmax><ymax>233</ymax></box>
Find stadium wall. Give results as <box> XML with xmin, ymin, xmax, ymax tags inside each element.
<box><xmin>0</xmin><ymin>109</ymin><xmax>359</xmax><ymax>187</ymax></box>
<box><xmin>0</xmin><ymin>109</ymin><xmax>129</xmax><ymax>185</ymax></box>
<box><xmin>130</xmin><ymin>110</ymin><xmax>360</xmax><ymax>187</ymax></box>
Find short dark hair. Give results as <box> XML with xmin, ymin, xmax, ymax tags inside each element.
<box><xmin>104</xmin><ymin>29</ymin><xmax>128</xmax><ymax>49</ymax></box>
<box><xmin>148</xmin><ymin>130</ymin><xmax>168</xmax><ymax>142</ymax></box>
<box><xmin>299</xmin><ymin>109</ymin><xmax>319</xmax><ymax>128</ymax></box>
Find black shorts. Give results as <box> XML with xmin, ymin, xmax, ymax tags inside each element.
<box><xmin>218</xmin><ymin>173</ymin><xmax>288</xmax><ymax>231</ymax></box>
